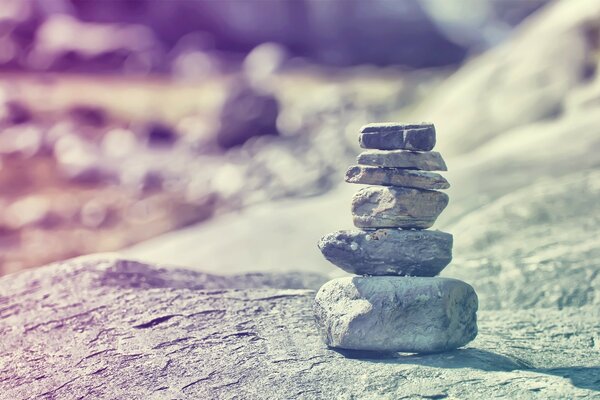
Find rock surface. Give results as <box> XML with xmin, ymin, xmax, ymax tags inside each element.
<box><xmin>414</xmin><ymin>0</ymin><xmax>600</xmax><ymax>156</ymax></box>
<box><xmin>358</xmin><ymin>149</ymin><xmax>447</xmax><ymax>170</ymax></box>
<box><xmin>318</xmin><ymin>229</ymin><xmax>453</xmax><ymax>276</ymax></box>
<box><xmin>446</xmin><ymin>170</ymin><xmax>600</xmax><ymax>310</ymax></box>
<box><xmin>1</xmin><ymin>257</ymin><xmax>599</xmax><ymax>399</ymax></box>
<box><xmin>359</xmin><ymin>123</ymin><xmax>436</xmax><ymax>151</ymax></box>
<box><xmin>352</xmin><ymin>186</ymin><xmax>449</xmax><ymax>229</ymax></box>
<box><xmin>345</xmin><ymin>165</ymin><xmax>450</xmax><ymax>190</ymax></box>
<box><xmin>314</xmin><ymin>276</ymin><xmax>478</xmax><ymax>353</ymax></box>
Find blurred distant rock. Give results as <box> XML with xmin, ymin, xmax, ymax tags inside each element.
<box><xmin>144</xmin><ymin>121</ymin><xmax>177</xmax><ymax>147</ymax></box>
<box><xmin>216</xmin><ymin>80</ymin><xmax>280</xmax><ymax>149</ymax></box>
<box><xmin>415</xmin><ymin>0</ymin><xmax>600</xmax><ymax>155</ymax></box>
<box><xmin>419</xmin><ymin>0</ymin><xmax>549</xmax><ymax>50</ymax></box>
<box><xmin>0</xmin><ymin>0</ymin><xmax>550</xmax><ymax>72</ymax></box>
<box><xmin>1</xmin><ymin>101</ymin><xmax>31</xmax><ymax>124</ymax></box>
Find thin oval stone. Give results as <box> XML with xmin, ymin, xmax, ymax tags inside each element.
<box><xmin>313</xmin><ymin>276</ymin><xmax>478</xmax><ymax>353</ymax></box>
<box><xmin>345</xmin><ymin>165</ymin><xmax>450</xmax><ymax>190</ymax></box>
<box><xmin>357</xmin><ymin>150</ymin><xmax>447</xmax><ymax>171</ymax></box>
<box><xmin>351</xmin><ymin>186</ymin><xmax>449</xmax><ymax>229</ymax></box>
<box><xmin>318</xmin><ymin>229</ymin><xmax>452</xmax><ymax>276</ymax></box>
<box><xmin>359</xmin><ymin>122</ymin><xmax>436</xmax><ymax>151</ymax></box>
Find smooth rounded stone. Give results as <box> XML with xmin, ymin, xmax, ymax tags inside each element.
<box><xmin>318</xmin><ymin>229</ymin><xmax>452</xmax><ymax>276</ymax></box>
<box><xmin>351</xmin><ymin>186</ymin><xmax>449</xmax><ymax>229</ymax></box>
<box><xmin>357</xmin><ymin>150</ymin><xmax>447</xmax><ymax>171</ymax></box>
<box><xmin>313</xmin><ymin>276</ymin><xmax>478</xmax><ymax>353</ymax></box>
<box><xmin>359</xmin><ymin>122</ymin><xmax>436</xmax><ymax>151</ymax></box>
<box><xmin>345</xmin><ymin>165</ymin><xmax>449</xmax><ymax>190</ymax></box>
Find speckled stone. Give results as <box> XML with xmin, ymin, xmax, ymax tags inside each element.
<box><xmin>313</xmin><ymin>276</ymin><xmax>478</xmax><ymax>353</ymax></box>
<box><xmin>359</xmin><ymin>122</ymin><xmax>436</xmax><ymax>151</ymax></box>
<box><xmin>345</xmin><ymin>165</ymin><xmax>449</xmax><ymax>190</ymax></box>
<box><xmin>357</xmin><ymin>150</ymin><xmax>447</xmax><ymax>171</ymax></box>
<box><xmin>318</xmin><ymin>229</ymin><xmax>452</xmax><ymax>276</ymax></box>
<box><xmin>351</xmin><ymin>186</ymin><xmax>449</xmax><ymax>229</ymax></box>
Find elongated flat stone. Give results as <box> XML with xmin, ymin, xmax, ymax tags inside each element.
<box><xmin>345</xmin><ymin>165</ymin><xmax>449</xmax><ymax>190</ymax></box>
<box><xmin>357</xmin><ymin>150</ymin><xmax>447</xmax><ymax>171</ymax></box>
<box><xmin>314</xmin><ymin>276</ymin><xmax>478</xmax><ymax>353</ymax></box>
<box><xmin>318</xmin><ymin>229</ymin><xmax>452</xmax><ymax>276</ymax></box>
<box><xmin>352</xmin><ymin>186</ymin><xmax>448</xmax><ymax>229</ymax></box>
<box><xmin>359</xmin><ymin>123</ymin><xmax>436</xmax><ymax>151</ymax></box>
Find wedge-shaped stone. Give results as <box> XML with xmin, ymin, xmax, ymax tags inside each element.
<box><xmin>345</xmin><ymin>165</ymin><xmax>449</xmax><ymax>190</ymax></box>
<box><xmin>318</xmin><ymin>229</ymin><xmax>452</xmax><ymax>276</ymax></box>
<box><xmin>352</xmin><ymin>186</ymin><xmax>448</xmax><ymax>229</ymax></box>
<box><xmin>359</xmin><ymin>122</ymin><xmax>435</xmax><ymax>151</ymax></box>
<box><xmin>357</xmin><ymin>150</ymin><xmax>447</xmax><ymax>171</ymax></box>
<box><xmin>313</xmin><ymin>276</ymin><xmax>478</xmax><ymax>353</ymax></box>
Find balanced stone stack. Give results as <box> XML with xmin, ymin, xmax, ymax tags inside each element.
<box><xmin>314</xmin><ymin>122</ymin><xmax>478</xmax><ymax>354</ymax></box>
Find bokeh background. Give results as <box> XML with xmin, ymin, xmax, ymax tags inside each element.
<box><xmin>0</xmin><ymin>0</ymin><xmax>598</xmax><ymax>309</ymax></box>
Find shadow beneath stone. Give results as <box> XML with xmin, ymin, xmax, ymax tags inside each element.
<box><xmin>333</xmin><ymin>347</ymin><xmax>600</xmax><ymax>392</ymax></box>
<box><xmin>539</xmin><ymin>366</ymin><xmax>600</xmax><ymax>392</ymax></box>
<box><xmin>334</xmin><ymin>347</ymin><xmax>530</xmax><ymax>371</ymax></box>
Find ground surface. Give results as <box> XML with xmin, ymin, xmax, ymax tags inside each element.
<box><xmin>1</xmin><ymin>257</ymin><xmax>598</xmax><ymax>400</ymax></box>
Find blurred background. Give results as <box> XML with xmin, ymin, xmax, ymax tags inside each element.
<box><xmin>0</xmin><ymin>0</ymin><xmax>598</xmax><ymax>309</ymax></box>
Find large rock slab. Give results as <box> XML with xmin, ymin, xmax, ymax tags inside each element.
<box><xmin>358</xmin><ymin>149</ymin><xmax>447</xmax><ymax>170</ymax></box>
<box><xmin>345</xmin><ymin>165</ymin><xmax>449</xmax><ymax>190</ymax></box>
<box><xmin>318</xmin><ymin>229</ymin><xmax>453</xmax><ymax>276</ymax></box>
<box><xmin>314</xmin><ymin>276</ymin><xmax>478</xmax><ymax>353</ymax></box>
<box><xmin>359</xmin><ymin>122</ymin><xmax>436</xmax><ymax>151</ymax></box>
<box><xmin>1</xmin><ymin>256</ymin><xmax>599</xmax><ymax>399</ymax></box>
<box><xmin>352</xmin><ymin>186</ymin><xmax>449</xmax><ymax>229</ymax></box>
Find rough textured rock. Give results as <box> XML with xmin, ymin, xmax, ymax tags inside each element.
<box><xmin>345</xmin><ymin>165</ymin><xmax>449</xmax><ymax>190</ymax></box>
<box><xmin>314</xmin><ymin>277</ymin><xmax>478</xmax><ymax>353</ymax></box>
<box><xmin>358</xmin><ymin>149</ymin><xmax>447</xmax><ymax>170</ymax></box>
<box><xmin>446</xmin><ymin>170</ymin><xmax>600</xmax><ymax>310</ymax></box>
<box><xmin>1</xmin><ymin>257</ymin><xmax>599</xmax><ymax>399</ymax></box>
<box><xmin>352</xmin><ymin>186</ymin><xmax>449</xmax><ymax>229</ymax></box>
<box><xmin>359</xmin><ymin>122</ymin><xmax>436</xmax><ymax>151</ymax></box>
<box><xmin>318</xmin><ymin>229</ymin><xmax>453</xmax><ymax>276</ymax></box>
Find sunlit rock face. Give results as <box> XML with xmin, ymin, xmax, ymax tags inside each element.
<box><xmin>345</xmin><ymin>166</ymin><xmax>449</xmax><ymax>190</ymax></box>
<box><xmin>357</xmin><ymin>150</ymin><xmax>447</xmax><ymax>171</ymax></box>
<box><xmin>314</xmin><ymin>276</ymin><xmax>478</xmax><ymax>352</ymax></box>
<box><xmin>351</xmin><ymin>186</ymin><xmax>449</xmax><ymax>229</ymax></box>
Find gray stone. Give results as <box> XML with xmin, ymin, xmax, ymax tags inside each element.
<box><xmin>359</xmin><ymin>122</ymin><xmax>436</xmax><ymax>151</ymax></box>
<box><xmin>351</xmin><ymin>186</ymin><xmax>449</xmax><ymax>229</ymax></box>
<box><xmin>313</xmin><ymin>276</ymin><xmax>478</xmax><ymax>353</ymax></box>
<box><xmin>345</xmin><ymin>165</ymin><xmax>450</xmax><ymax>190</ymax></box>
<box><xmin>318</xmin><ymin>229</ymin><xmax>453</xmax><ymax>276</ymax></box>
<box><xmin>358</xmin><ymin>149</ymin><xmax>447</xmax><ymax>170</ymax></box>
<box><xmin>2</xmin><ymin>256</ymin><xmax>599</xmax><ymax>399</ymax></box>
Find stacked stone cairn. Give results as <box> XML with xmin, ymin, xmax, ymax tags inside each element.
<box><xmin>314</xmin><ymin>122</ymin><xmax>478</xmax><ymax>353</ymax></box>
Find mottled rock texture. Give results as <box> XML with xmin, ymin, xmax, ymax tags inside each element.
<box><xmin>359</xmin><ymin>122</ymin><xmax>436</xmax><ymax>151</ymax></box>
<box><xmin>345</xmin><ymin>165</ymin><xmax>449</xmax><ymax>190</ymax></box>
<box><xmin>358</xmin><ymin>149</ymin><xmax>447</xmax><ymax>170</ymax></box>
<box><xmin>318</xmin><ymin>229</ymin><xmax>453</xmax><ymax>276</ymax></box>
<box><xmin>314</xmin><ymin>276</ymin><xmax>477</xmax><ymax>352</ymax></box>
<box><xmin>352</xmin><ymin>186</ymin><xmax>449</xmax><ymax>229</ymax></box>
<box><xmin>1</xmin><ymin>256</ymin><xmax>599</xmax><ymax>399</ymax></box>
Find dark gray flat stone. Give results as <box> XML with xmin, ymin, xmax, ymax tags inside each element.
<box><xmin>359</xmin><ymin>122</ymin><xmax>436</xmax><ymax>151</ymax></box>
<box><xmin>358</xmin><ymin>149</ymin><xmax>447</xmax><ymax>170</ymax></box>
<box><xmin>318</xmin><ymin>229</ymin><xmax>452</xmax><ymax>276</ymax></box>
<box><xmin>351</xmin><ymin>186</ymin><xmax>449</xmax><ymax>229</ymax></box>
<box><xmin>345</xmin><ymin>165</ymin><xmax>450</xmax><ymax>190</ymax></box>
<box><xmin>314</xmin><ymin>276</ymin><xmax>478</xmax><ymax>353</ymax></box>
